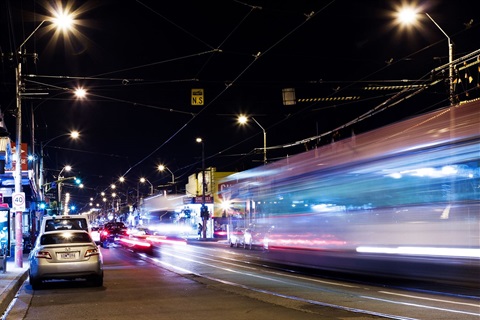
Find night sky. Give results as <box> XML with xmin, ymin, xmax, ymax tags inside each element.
<box><xmin>1</xmin><ymin>0</ymin><xmax>479</xmax><ymax>207</ymax></box>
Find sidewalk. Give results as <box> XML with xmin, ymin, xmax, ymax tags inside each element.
<box><xmin>0</xmin><ymin>255</ymin><xmax>30</xmax><ymax>316</ymax></box>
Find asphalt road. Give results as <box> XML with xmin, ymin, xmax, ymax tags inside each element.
<box><xmin>5</xmin><ymin>245</ymin><xmax>385</xmax><ymax>320</ymax></box>
<box><xmin>5</xmin><ymin>241</ymin><xmax>479</xmax><ymax>319</ymax></box>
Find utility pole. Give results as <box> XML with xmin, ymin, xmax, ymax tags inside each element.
<box><xmin>14</xmin><ymin>58</ymin><xmax>23</xmax><ymax>268</ymax></box>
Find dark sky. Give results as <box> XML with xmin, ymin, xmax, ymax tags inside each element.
<box><xmin>1</xmin><ymin>0</ymin><xmax>479</xmax><ymax>208</ymax></box>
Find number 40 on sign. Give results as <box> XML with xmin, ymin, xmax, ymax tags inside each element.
<box><xmin>12</xmin><ymin>192</ymin><xmax>26</xmax><ymax>212</ymax></box>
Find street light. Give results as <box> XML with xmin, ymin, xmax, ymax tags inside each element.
<box><xmin>238</xmin><ymin>115</ymin><xmax>267</xmax><ymax>165</ymax></box>
<box><xmin>397</xmin><ymin>7</ymin><xmax>455</xmax><ymax>105</ymax></box>
<box><xmin>158</xmin><ymin>165</ymin><xmax>175</xmax><ymax>184</ymax></box>
<box><xmin>57</xmin><ymin>165</ymin><xmax>72</xmax><ymax>214</ymax></box>
<box><xmin>140</xmin><ymin>177</ymin><xmax>154</xmax><ymax>195</ymax></box>
<box><xmin>39</xmin><ymin>131</ymin><xmax>79</xmax><ymax>200</ymax></box>
<box><xmin>13</xmin><ymin>8</ymin><xmax>75</xmax><ymax>268</ymax></box>
<box><xmin>196</xmin><ymin>137</ymin><xmax>208</xmax><ymax>239</ymax></box>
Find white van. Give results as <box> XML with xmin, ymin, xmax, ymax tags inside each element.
<box><xmin>39</xmin><ymin>214</ymin><xmax>91</xmax><ymax>235</ymax></box>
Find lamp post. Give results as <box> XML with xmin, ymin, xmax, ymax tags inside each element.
<box><xmin>196</xmin><ymin>137</ymin><xmax>208</xmax><ymax>239</ymax></box>
<box><xmin>102</xmin><ymin>195</ymin><xmax>107</xmax><ymax>218</ymax></box>
<box><xmin>158</xmin><ymin>165</ymin><xmax>175</xmax><ymax>184</ymax></box>
<box><xmin>397</xmin><ymin>8</ymin><xmax>455</xmax><ymax>106</ymax></box>
<box><xmin>111</xmin><ymin>192</ymin><xmax>117</xmax><ymax>220</ymax></box>
<box><xmin>115</xmin><ymin>176</ymin><xmax>130</xmax><ymax>206</ymax></box>
<box><xmin>238</xmin><ymin>115</ymin><xmax>267</xmax><ymax>164</ymax></box>
<box><xmin>13</xmin><ymin>9</ymin><xmax>75</xmax><ymax>268</ymax></box>
<box><xmin>140</xmin><ymin>177</ymin><xmax>154</xmax><ymax>196</ymax></box>
<box><xmin>57</xmin><ymin>165</ymin><xmax>72</xmax><ymax>214</ymax></box>
<box><xmin>39</xmin><ymin>131</ymin><xmax>79</xmax><ymax>200</ymax></box>
<box><xmin>427</xmin><ymin>13</ymin><xmax>454</xmax><ymax>106</ymax></box>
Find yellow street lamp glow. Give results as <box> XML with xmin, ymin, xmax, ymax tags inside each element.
<box><xmin>52</xmin><ymin>10</ymin><xmax>74</xmax><ymax>31</ymax></box>
<box><xmin>237</xmin><ymin>115</ymin><xmax>248</xmax><ymax>124</ymax></box>
<box><xmin>158</xmin><ymin>165</ymin><xmax>175</xmax><ymax>184</ymax></box>
<box><xmin>237</xmin><ymin>115</ymin><xmax>267</xmax><ymax>164</ymax></box>
<box><xmin>396</xmin><ymin>7</ymin><xmax>418</xmax><ymax>25</ymax></box>
<box><xmin>396</xmin><ymin>6</ymin><xmax>455</xmax><ymax>105</ymax></box>
<box><xmin>74</xmin><ymin>88</ymin><xmax>87</xmax><ymax>99</ymax></box>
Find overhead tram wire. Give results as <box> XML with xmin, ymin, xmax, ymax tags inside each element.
<box><xmin>89</xmin><ymin>50</ymin><xmax>218</xmax><ymax>79</ymax></box>
<box><xmin>272</xmin><ymin>9</ymin><xmax>479</xmax><ymax>135</ymax></box>
<box><xmin>136</xmin><ymin>0</ymin><xmax>217</xmax><ymax>51</ymax></box>
<box><xmin>22</xmin><ymin>78</ymin><xmax>198</xmax><ymax>116</ymax></box>
<box><xmin>120</xmin><ymin>2</ymin><xmax>336</xmax><ymax>179</ymax></box>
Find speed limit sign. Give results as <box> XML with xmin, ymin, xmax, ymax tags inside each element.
<box><xmin>12</xmin><ymin>192</ymin><xmax>26</xmax><ymax>212</ymax></box>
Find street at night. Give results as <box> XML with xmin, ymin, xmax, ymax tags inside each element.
<box><xmin>5</xmin><ymin>241</ymin><xmax>479</xmax><ymax>320</ymax></box>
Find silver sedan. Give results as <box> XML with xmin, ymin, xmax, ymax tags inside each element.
<box><xmin>29</xmin><ymin>230</ymin><xmax>104</xmax><ymax>289</ymax></box>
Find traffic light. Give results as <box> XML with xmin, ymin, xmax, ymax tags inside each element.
<box><xmin>200</xmin><ymin>206</ymin><xmax>209</xmax><ymax>219</ymax></box>
<box><xmin>74</xmin><ymin>177</ymin><xmax>82</xmax><ymax>185</ymax></box>
<box><xmin>38</xmin><ymin>201</ymin><xmax>46</xmax><ymax>210</ymax></box>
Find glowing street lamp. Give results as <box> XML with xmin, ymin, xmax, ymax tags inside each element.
<box><xmin>397</xmin><ymin>7</ymin><xmax>455</xmax><ymax>105</ymax></box>
<box><xmin>140</xmin><ymin>177</ymin><xmax>154</xmax><ymax>195</ymax></box>
<box><xmin>57</xmin><ymin>165</ymin><xmax>72</xmax><ymax>214</ymax></box>
<box><xmin>39</xmin><ymin>131</ymin><xmax>79</xmax><ymax>199</ymax></box>
<box><xmin>13</xmin><ymin>6</ymin><xmax>76</xmax><ymax>267</ymax></box>
<box><xmin>74</xmin><ymin>87</ymin><xmax>87</xmax><ymax>99</ymax></box>
<box><xmin>158</xmin><ymin>164</ymin><xmax>175</xmax><ymax>184</ymax></box>
<box><xmin>238</xmin><ymin>115</ymin><xmax>267</xmax><ymax>164</ymax></box>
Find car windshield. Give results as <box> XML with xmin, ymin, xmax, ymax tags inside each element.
<box><xmin>45</xmin><ymin>218</ymin><xmax>89</xmax><ymax>232</ymax></box>
<box><xmin>40</xmin><ymin>232</ymin><xmax>92</xmax><ymax>245</ymax></box>
<box><xmin>105</xmin><ymin>222</ymin><xmax>126</xmax><ymax>230</ymax></box>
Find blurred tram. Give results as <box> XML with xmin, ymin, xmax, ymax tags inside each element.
<box><xmin>219</xmin><ymin>100</ymin><xmax>480</xmax><ymax>287</ymax></box>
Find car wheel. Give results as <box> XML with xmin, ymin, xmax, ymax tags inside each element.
<box><xmin>101</xmin><ymin>241</ymin><xmax>109</xmax><ymax>249</ymax></box>
<box><xmin>30</xmin><ymin>276</ymin><xmax>42</xmax><ymax>290</ymax></box>
<box><xmin>229</xmin><ymin>240</ymin><xmax>234</xmax><ymax>247</ymax></box>
<box><xmin>91</xmin><ymin>274</ymin><xmax>103</xmax><ymax>287</ymax></box>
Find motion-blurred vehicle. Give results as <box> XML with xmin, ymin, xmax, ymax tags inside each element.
<box><xmin>28</xmin><ymin>230</ymin><xmax>103</xmax><ymax>289</ymax></box>
<box><xmin>243</xmin><ymin>225</ymin><xmax>271</xmax><ymax>250</ymax></box>
<box><xmin>218</xmin><ymin>101</ymin><xmax>480</xmax><ymax>287</ymax></box>
<box><xmin>228</xmin><ymin>227</ymin><xmax>245</xmax><ymax>248</ymax></box>
<box><xmin>100</xmin><ymin>221</ymin><xmax>128</xmax><ymax>248</ymax></box>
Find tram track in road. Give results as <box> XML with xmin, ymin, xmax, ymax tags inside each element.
<box><xmin>122</xmin><ymin>244</ymin><xmax>480</xmax><ymax>320</ymax></box>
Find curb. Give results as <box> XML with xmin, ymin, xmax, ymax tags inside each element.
<box><xmin>0</xmin><ymin>269</ymin><xmax>29</xmax><ymax>315</ymax></box>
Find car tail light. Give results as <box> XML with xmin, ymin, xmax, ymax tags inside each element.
<box><xmin>35</xmin><ymin>251</ymin><xmax>52</xmax><ymax>259</ymax></box>
<box><xmin>85</xmin><ymin>248</ymin><xmax>99</xmax><ymax>257</ymax></box>
<box><xmin>102</xmin><ymin>230</ymin><xmax>109</xmax><ymax>236</ymax></box>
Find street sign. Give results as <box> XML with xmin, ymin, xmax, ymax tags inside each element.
<box><xmin>12</xmin><ymin>192</ymin><xmax>26</xmax><ymax>212</ymax></box>
<box><xmin>191</xmin><ymin>88</ymin><xmax>204</xmax><ymax>105</ymax></box>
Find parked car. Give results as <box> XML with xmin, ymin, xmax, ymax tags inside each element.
<box><xmin>28</xmin><ymin>230</ymin><xmax>103</xmax><ymax>289</ymax></box>
<box><xmin>40</xmin><ymin>214</ymin><xmax>91</xmax><ymax>235</ymax></box>
<box><xmin>228</xmin><ymin>227</ymin><xmax>245</xmax><ymax>248</ymax></box>
<box><xmin>99</xmin><ymin>221</ymin><xmax>128</xmax><ymax>248</ymax></box>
